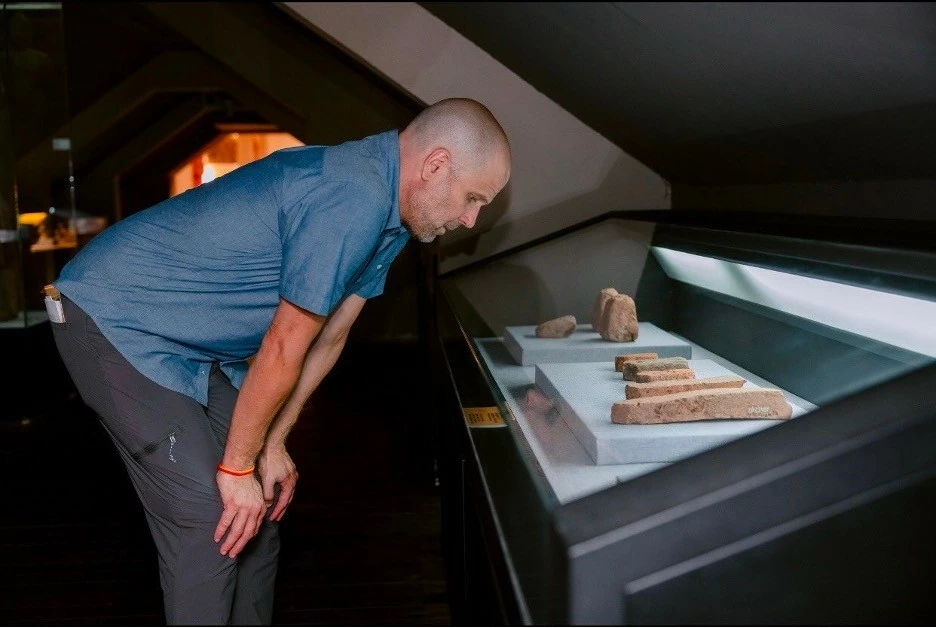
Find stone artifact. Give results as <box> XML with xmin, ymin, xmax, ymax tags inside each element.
<box><xmin>635</xmin><ymin>369</ymin><xmax>697</xmax><ymax>383</ymax></box>
<box><xmin>614</xmin><ymin>353</ymin><xmax>659</xmax><ymax>372</ymax></box>
<box><xmin>599</xmin><ymin>294</ymin><xmax>639</xmax><ymax>342</ymax></box>
<box><xmin>612</xmin><ymin>388</ymin><xmax>793</xmax><ymax>424</ymax></box>
<box><xmin>622</xmin><ymin>357</ymin><xmax>689</xmax><ymax>381</ymax></box>
<box><xmin>535</xmin><ymin>315</ymin><xmax>577</xmax><ymax>338</ymax></box>
<box><xmin>591</xmin><ymin>288</ymin><xmax>619</xmax><ymax>332</ymax></box>
<box><xmin>625</xmin><ymin>375</ymin><xmax>745</xmax><ymax>399</ymax></box>
<box><xmin>524</xmin><ymin>388</ymin><xmax>555</xmax><ymax>414</ymax></box>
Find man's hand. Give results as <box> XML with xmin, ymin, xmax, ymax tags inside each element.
<box><xmin>214</xmin><ymin>471</ymin><xmax>266</xmax><ymax>558</ymax></box>
<box><xmin>258</xmin><ymin>444</ymin><xmax>298</xmax><ymax>522</ymax></box>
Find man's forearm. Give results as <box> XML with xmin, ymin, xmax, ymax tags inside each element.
<box><xmin>221</xmin><ymin>346</ymin><xmax>305</xmax><ymax>469</ymax></box>
<box><xmin>265</xmin><ymin>334</ymin><xmax>348</xmax><ymax>447</ymax></box>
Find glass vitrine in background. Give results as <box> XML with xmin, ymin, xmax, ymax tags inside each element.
<box><xmin>1</xmin><ymin>2</ymin><xmax>77</xmax><ymax>327</ymax></box>
<box><xmin>431</xmin><ymin>210</ymin><xmax>936</xmax><ymax>624</ymax></box>
<box><xmin>1</xmin><ymin>3</ymin><xmax>76</xmax><ymax>419</ymax></box>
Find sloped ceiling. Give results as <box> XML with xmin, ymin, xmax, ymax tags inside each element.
<box><xmin>420</xmin><ymin>2</ymin><xmax>936</xmax><ymax>186</ymax></box>
<box><xmin>50</xmin><ymin>2</ymin><xmax>419</xmax><ymax>221</ymax></box>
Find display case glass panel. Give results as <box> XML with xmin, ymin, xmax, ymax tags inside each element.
<box><xmin>444</xmin><ymin>217</ymin><xmax>935</xmax><ymax>504</ymax></box>
<box><xmin>0</xmin><ymin>2</ymin><xmax>77</xmax><ymax>328</ymax></box>
<box><xmin>435</xmin><ymin>212</ymin><xmax>936</xmax><ymax>623</ymax></box>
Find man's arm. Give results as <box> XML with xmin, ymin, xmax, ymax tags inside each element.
<box><xmin>214</xmin><ymin>297</ymin><xmax>325</xmax><ymax>558</ymax></box>
<box><xmin>257</xmin><ymin>294</ymin><xmax>367</xmax><ymax>520</ymax></box>
<box><xmin>221</xmin><ymin>297</ymin><xmax>325</xmax><ymax>468</ymax></box>
<box><xmin>268</xmin><ymin>294</ymin><xmax>366</xmax><ymax>445</ymax></box>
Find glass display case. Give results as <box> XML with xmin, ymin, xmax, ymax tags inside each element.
<box><xmin>428</xmin><ymin>210</ymin><xmax>936</xmax><ymax>624</ymax></box>
<box><xmin>1</xmin><ymin>3</ymin><xmax>79</xmax><ymax>420</ymax></box>
<box><xmin>1</xmin><ymin>2</ymin><xmax>78</xmax><ymax>327</ymax></box>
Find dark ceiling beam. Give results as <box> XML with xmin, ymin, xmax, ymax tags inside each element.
<box><xmin>20</xmin><ymin>50</ymin><xmax>304</xmax><ymax>167</ymax></box>
<box><xmin>139</xmin><ymin>2</ymin><xmax>419</xmax><ymax>145</ymax></box>
<box><xmin>79</xmin><ymin>96</ymin><xmax>215</xmax><ymax>220</ymax></box>
<box><xmin>16</xmin><ymin>50</ymin><xmax>305</xmax><ymax>214</ymax></box>
<box><xmin>23</xmin><ymin>52</ymin><xmax>220</xmax><ymax>167</ymax></box>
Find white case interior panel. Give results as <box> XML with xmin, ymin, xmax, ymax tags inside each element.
<box><xmin>535</xmin><ymin>359</ymin><xmax>812</xmax><ymax>465</ymax></box>
<box><xmin>503</xmin><ymin>322</ymin><xmax>692</xmax><ymax>366</ymax></box>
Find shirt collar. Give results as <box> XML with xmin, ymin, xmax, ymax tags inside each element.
<box><xmin>381</xmin><ymin>129</ymin><xmax>403</xmax><ymax>232</ymax></box>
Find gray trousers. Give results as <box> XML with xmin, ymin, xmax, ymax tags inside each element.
<box><xmin>52</xmin><ymin>295</ymin><xmax>280</xmax><ymax>625</ymax></box>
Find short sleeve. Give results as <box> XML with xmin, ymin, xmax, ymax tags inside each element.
<box><xmin>354</xmin><ymin>272</ymin><xmax>386</xmax><ymax>300</ymax></box>
<box><xmin>279</xmin><ymin>180</ymin><xmax>384</xmax><ymax>316</ymax></box>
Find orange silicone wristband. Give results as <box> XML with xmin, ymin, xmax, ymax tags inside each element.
<box><xmin>217</xmin><ymin>463</ymin><xmax>255</xmax><ymax>477</ymax></box>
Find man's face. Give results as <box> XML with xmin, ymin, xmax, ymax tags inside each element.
<box><xmin>405</xmin><ymin>152</ymin><xmax>509</xmax><ymax>244</ymax></box>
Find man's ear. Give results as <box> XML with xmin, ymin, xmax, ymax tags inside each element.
<box><xmin>421</xmin><ymin>148</ymin><xmax>450</xmax><ymax>181</ymax></box>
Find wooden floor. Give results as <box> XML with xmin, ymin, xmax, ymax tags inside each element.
<box><xmin>0</xmin><ymin>341</ymin><xmax>450</xmax><ymax>626</ymax></box>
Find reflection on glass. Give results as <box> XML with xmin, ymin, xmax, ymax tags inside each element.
<box><xmin>652</xmin><ymin>246</ymin><xmax>936</xmax><ymax>358</ymax></box>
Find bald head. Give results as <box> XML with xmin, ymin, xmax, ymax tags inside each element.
<box><xmin>398</xmin><ymin>98</ymin><xmax>511</xmax><ymax>243</ymax></box>
<box><xmin>402</xmin><ymin>98</ymin><xmax>510</xmax><ymax>177</ymax></box>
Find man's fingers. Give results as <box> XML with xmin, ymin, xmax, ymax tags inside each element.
<box><xmin>214</xmin><ymin>507</ymin><xmax>237</xmax><ymax>543</ymax></box>
<box><xmin>274</xmin><ymin>493</ymin><xmax>293</xmax><ymax>522</ymax></box>
<box><xmin>227</xmin><ymin>514</ymin><xmax>260</xmax><ymax>559</ymax></box>
<box><xmin>276</xmin><ymin>480</ymin><xmax>297</xmax><ymax>522</ymax></box>
<box><xmin>269</xmin><ymin>488</ymin><xmax>289</xmax><ymax>521</ymax></box>
<box><xmin>262</xmin><ymin>475</ymin><xmax>275</xmax><ymax>505</ymax></box>
<box><xmin>270</xmin><ymin>476</ymin><xmax>296</xmax><ymax>521</ymax></box>
<box><xmin>276</xmin><ymin>496</ymin><xmax>294</xmax><ymax>522</ymax></box>
<box><xmin>220</xmin><ymin>511</ymin><xmax>250</xmax><ymax>556</ymax></box>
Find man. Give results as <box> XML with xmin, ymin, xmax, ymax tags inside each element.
<box><xmin>50</xmin><ymin>97</ymin><xmax>511</xmax><ymax>625</ymax></box>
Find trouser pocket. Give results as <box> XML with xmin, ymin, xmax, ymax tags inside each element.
<box><xmin>54</xmin><ymin>296</ymin><xmax>204</xmax><ymax>458</ymax></box>
<box><xmin>131</xmin><ymin>424</ymin><xmax>186</xmax><ymax>462</ymax></box>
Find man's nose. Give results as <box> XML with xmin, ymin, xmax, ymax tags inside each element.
<box><xmin>460</xmin><ymin>206</ymin><xmax>480</xmax><ymax>229</ymax></box>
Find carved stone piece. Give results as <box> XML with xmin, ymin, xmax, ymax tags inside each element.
<box><xmin>614</xmin><ymin>353</ymin><xmax>659</xmax><ymax>372</ymax></box>
<box><xmin>524</xmin><ymin>388</ymin><xmax>555</xmax><ymax>414</ymax></box>
<box><xmin>625</xmin><ymin>375</ymin><xmax>745</xmax><ymax>399</ymax></box>
<box><xmin>634</xmin><ymin>369</ymin><xmax>695</xmax><ymax>384</ymax></box>
<box><xmin>591</xmin><ymin>288</ymin><xmax>618</xmax><ymax>332</ymax></box>
<box><xmin>535</xmin><ymin>315</ymin><xmax>577</xmax><ymax>338</ymax></box>
<box><xmin>635</xmin><ymin>369</ymin><xmax>696</xmax><ymax>383</ymax></box>
<box><xmin>599</xmin><ymin>294</ymin><xmax>639</xmax><ymax>342</ymax></box>
<box><xmin>612</xmin><ymin>388</ymin><xmax>792</xmax><ymax>424</ymax></box>
<box><xmin>622</xmin><ymin>357</ymin><xmax>689</xmax><ymax>381</ymax></box>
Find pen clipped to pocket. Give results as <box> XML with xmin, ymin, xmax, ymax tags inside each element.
<box><xmin>43</xmin><ymin>284</ymin><xmax>65</xmax><ymax>323</ymax></box>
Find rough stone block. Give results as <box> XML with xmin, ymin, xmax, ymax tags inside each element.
<box><xmin>535</xmin><ymin>315</ymin><xmax>577</xmax><ymax>338</ymax></box>
<box><xmin>591</xmin><ymin>288</ymin><xmax>618</xmax><ymax>332</ymax></box>
<box><xmin>614</xmin><ymin>352</ymin><xmax>659</xmax><ymax>372</ymax></box>
<box><xmin>612</xmin><ymin>388</ymin><xmax>793</xmax><ymax>424</ymax></box>
<box><xmin>635</xmin><ymin>369</ymin><xmax>697</xmax><ymax>383</ymax></box>
<box><xmin>622</xmin><ymin>357</ymin><xmax>689</xmax><ymax>381</ymax></box>
<box><xmin>524</xmin><ymin>387</ymin><xmax>555</xmax><ymax>414</ymax></box>
<box><xmin>625</xmin><ymin>375</ymin><xmax>745</xmax><ymax>399</ymax></box>
<box><xmin>599</xmin><ymin>294</ymin><xmax>639</xmax><ymax>342</ymax></box>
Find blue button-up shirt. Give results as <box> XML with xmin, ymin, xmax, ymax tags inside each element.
<box><xmin>56</xmin><ymin>130</ymin><xmax>410</xmax><ymax>405</ymax></box>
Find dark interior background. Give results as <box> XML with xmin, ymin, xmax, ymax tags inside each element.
<box><xmin>422</xmin><ymin>2</ymin><xmax>936</xmax><ymax>218</ymax></box>
<box><xmin>2</xmin><ymin>1</ymin><xmax>932</xmax><ymax>357</ymax></box>
<box><xmin>9</xmin><ymin>2</ymin><xmax>934</xmax><ymax>344</ymax></box>
<box><xmin>2</xmin><ymin>4</ymin><xmax>933</xmax><ymax>624</ymax></box>
<box><xmin>60</xmin><ymin>2</ymin><xmax>425</xmax><ymax>343</ymax></box>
